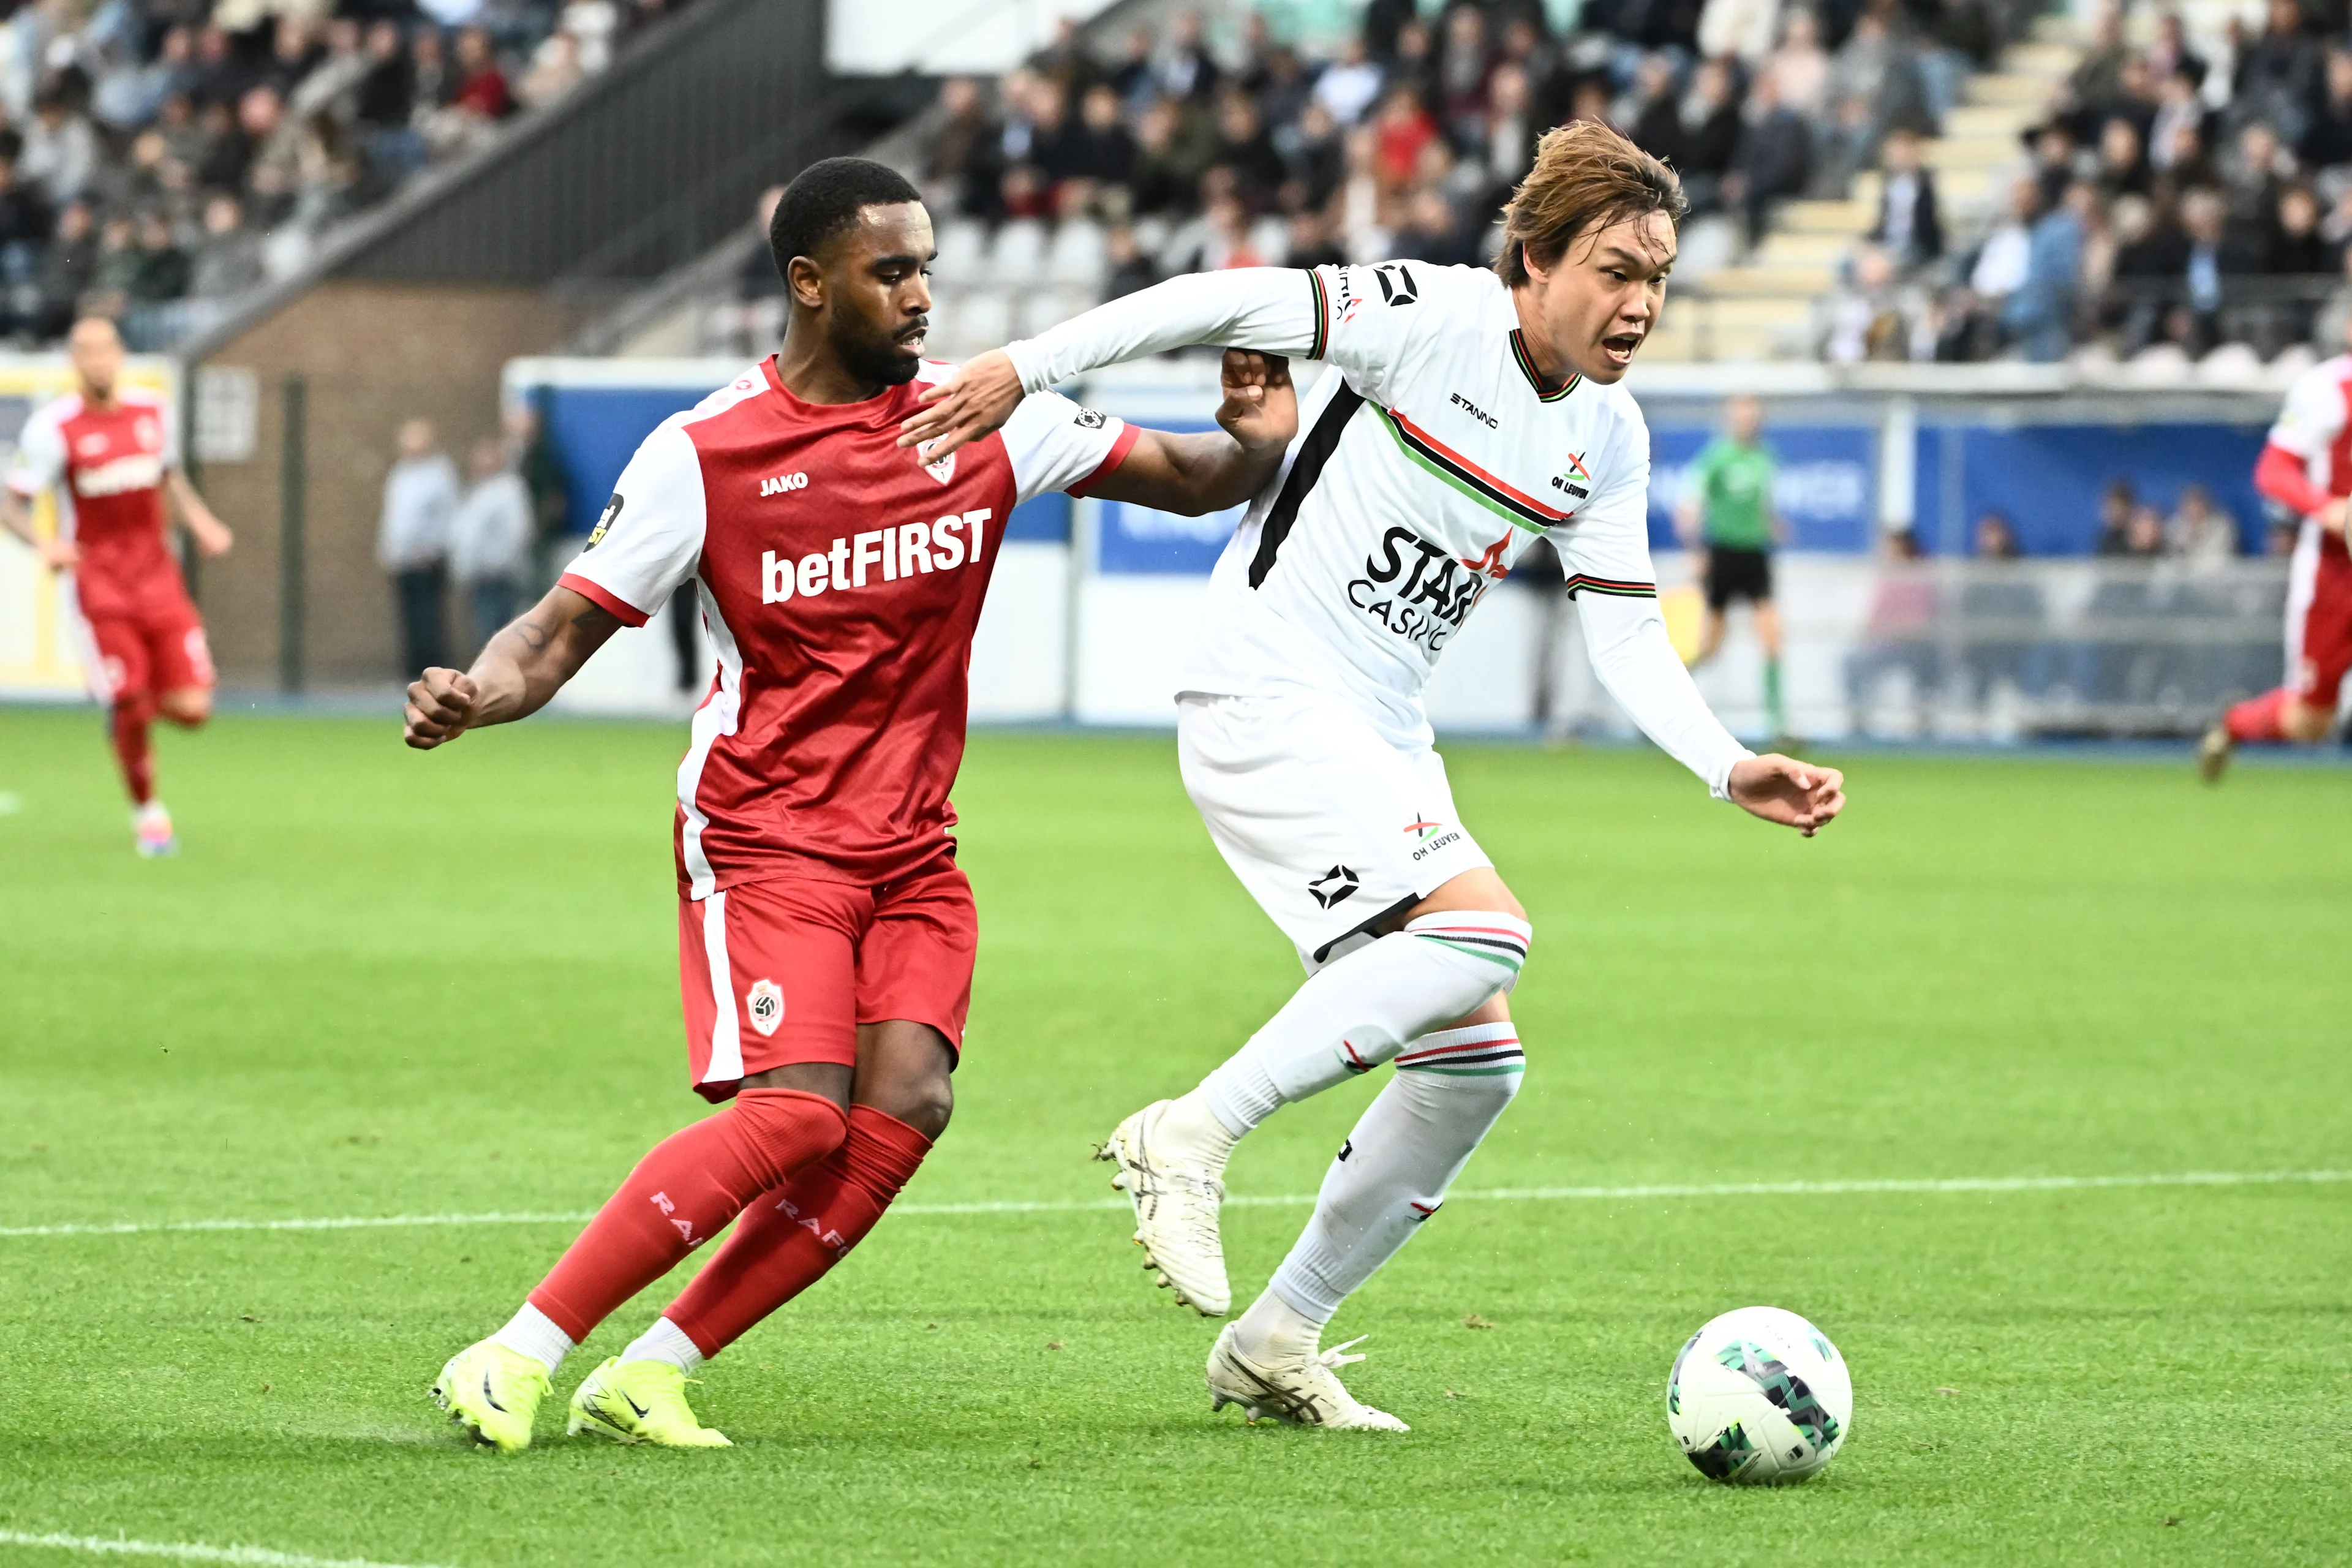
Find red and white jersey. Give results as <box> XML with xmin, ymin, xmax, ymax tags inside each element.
<box><xmin>559</xmin><ymin>356</ymin><xmax>1137</xmax><ymax>897</ymax></box>
<box><xmin>6</xmin><ymin>389</ymin><xmax>185</xmax><ymax>622</ymax></box>
<box><xmin>2267</xmin><ymin>353</ymin><xmax>2352</xmax><ymax>501</ymax></box>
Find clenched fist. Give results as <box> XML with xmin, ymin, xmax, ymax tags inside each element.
<box><xmin>404</xmin><ymin>668</ymin><xmax>481</xmax><ymax>749</ymax></box>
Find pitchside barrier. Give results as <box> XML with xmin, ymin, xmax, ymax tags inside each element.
<box><xmin>502</xmin><ymin>356</ymin><xmax>2302</xmax><ymax>742</ymax></box>
<box><xmin>0</xmin><ymin>353</ymin><xmax>183</xmax><ymax>702</ymax></box>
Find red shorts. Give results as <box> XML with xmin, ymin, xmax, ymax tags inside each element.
<box><xmin>2289</xmin><ymin>530</ymin><xmax>2352</xmax><ymax>709</ymax></box>
<box><xmin>86</xmin><ymin>605</ymin><xmax>214</xmax><ymax>706</ymax></box>
<box><xmin>676</xmin><ymin>860</ymin><xmax>978</xmax><ymax>1101</ymax></box>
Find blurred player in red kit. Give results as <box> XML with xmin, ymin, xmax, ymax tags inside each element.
<box><xmin>2203</xmin><ymin>333</ymin><xmax>2352</xmax><ymax>778</ymax></box>
<box><xmin>405</xmin><ymin>158</ymin><xmax>1298</xmax><ymax>1450</ymax></box>
<box><xmin>1</xmin><ymin>317</ymin><xmax>234</xmax><ymax>853</ymax></box>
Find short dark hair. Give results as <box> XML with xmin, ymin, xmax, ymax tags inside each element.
<box><xmin>769</xmin><ymin>157</ymin><xmax>923</xmax><ymax>280</ymax></box>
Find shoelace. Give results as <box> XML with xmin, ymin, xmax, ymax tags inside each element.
<box><xmin>1316</xmin><ymin>1335</ymin><xmax>1370</xmax><ymax>1371</ymax></box>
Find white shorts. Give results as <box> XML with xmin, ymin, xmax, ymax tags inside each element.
<box><xmin>1177</xmin><ymin>692</ymin><xmax>1493</xmax><ymax>972</ymax></box>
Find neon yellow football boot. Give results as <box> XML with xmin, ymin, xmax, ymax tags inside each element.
<box><xmin>431</xmin><ymin>1339</ymin><xmax>551</xmax><ymax>1452</ymax></box>
<box><xmin>566</xmin><ymin>1357</ymin><xmax>733</xmax><ymax>1447</ymax></box>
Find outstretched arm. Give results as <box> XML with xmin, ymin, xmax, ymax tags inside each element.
<box><xmin>403</xmin><ymin>584</ymin><xmax>621</xmax><ymax>749</ymax></box>
<box><xmin>900</xmin><ymin>268</ymin><xmax>1319</xmax><ymax>461</ymax></box>
<box><xmin>1577</xmin><ymin>592</ymin><xmax>1844</xmax><ymax>835</ymax></box>
<box><xmin>165</xmin><ymin>469</ymin><xmax>233</xmax><ymax>557</ymax></box>
<box><xmin>0</xmin><ymin>487</ymin><xmax>74</xmax><ymax>569</ymax></box>
<box><xmin>1087</xmin><ymin>350</ymin><xmax>1297</xmax><ymax>515</ymax></box>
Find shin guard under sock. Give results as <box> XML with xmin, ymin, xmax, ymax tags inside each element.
<box><xmin>1265</xmin><ymin>1022</ymin><xmax>1525</xmax><ymax>1322</ymax></box>
<box><xmin>663</xmin><ymin>1104</ymin><xmax>934</xmax><ymax>1358</ymax></box>
<box><xmin>1199</xmin><ymin>911</ymin><xmax>1531</xmax><ymax>1136</ymax></box>
<box><xmin>527</xmin><ymin>1088</ymin><xmax>846</xmax><ymax>1342</ymax></box>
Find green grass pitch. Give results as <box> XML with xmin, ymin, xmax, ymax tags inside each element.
<box><xmin>1</xmin><ymin>707</ymin><xmax>2348</xmax><ymax>1566</ymax></box>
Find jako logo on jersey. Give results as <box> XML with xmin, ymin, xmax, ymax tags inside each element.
<box><xmin>745</xmin><ymin>978</ymin><xmax>784</xmax><ymax>1036</ymax></box>
<box><xmin>760</xmin><ymin>471</ymin><xmax>809</xmax><ymax>496</ymax></box>
<box><xmin>74</xmin><ymin>454</ymin><xmax>163</xmax><ymax>497</ymax></box>
<box><xmin>1449</xmin><ymin>392</ymin><xmax>1498</xmax><ymax>429</ymax></box>
<box><xmin>761</xmin><ymin>508</ymin><xmax>992</xmax><ymax>604</ymax></box>
<box><xmin>1307</xmin><ymin>864</ymin><xmax>1359</xmax><ymax>908</ymax></box>
<box><xmin>1346</xmin><ymin>524</ymin><xmax>1490</xmax><ymax>650</ymax></box>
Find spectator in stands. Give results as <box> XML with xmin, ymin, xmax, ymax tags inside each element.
<box><xmin>1371</xmin><ymin>85</ymin><xmax>1436</xmax><ymax>193</ymax></box>
<box><xmin>1825</xmin><ymin>243</ymin><xmax>1913</xmax><ymax>361</ymax></box>
<box><xmin>1480</xmin><ymin>62</ymin><xmax>1543</xmax><ymax>201</ymax></box>
<box><xmin>2171</xmin><ymin>483</ymin><xmax>2239</xmax><ymax>563</ymax></box>
<box><xmin>33</xmin><ymin>198</ymin><xmax>96</xmax><ymax>336</ymax></box>
<box><xmin>2301</xmin><ymin>49</ymin><xmax>2352</xmax><ymax>171</ymax></box>
<box><xmin>1626</xmin><ymin>53</ymin><xmax>1683</xmax><ymax>173</ymax></box>
<box><xmin>1700</xmin><ymin>0</ymin><xmax>1778</xmax><ymax>68</ymax></box>
<box><xmin>1213</xmin><ymin>89</ymin><xmax>1286</xmax><ymax>211</ymax></box>
<box><xmin>1723</xmin><ymin>69</ymin><xmax>1812</xmax><ymax>244</ymax></box>
<box><xmin>1678</xmin><ymin>58</ymin><xmax>1743</xmax><ymax>215</ymax></box>
<box><xmin>516</xmin><ymin>31</ymin><xmax>585</xmax><ymax>111</ymax></box>
<box><xmin>2235</xmin><ymin>0</ymin><xmax>2323</xmax><ymax>151</ymax></box>
<box><xmin>1068</xmin><ymin>83</ymin><xmax>1137</xmax><ymax>198</ymax></box>
<box><xmin>1280</xmin><ymin>99</ymin><xmax>1345</xmax><ymax>213</ymax></box>
<box><xmin>2094</xmin><ymin>116</ymin><xmax>2150</xmax><ymax>201</ymax></box>
<box><xmin>1765</xmin><ymin>7</ymin><xmax>1830</xmax><ymax>120</ymax></box>
<box><xmin>2003</xmin><ymin>178</ymin><xmax>2090</xmax><ymax>361</ymax></box>
<box><xmin>2147</xmin><ymin>66</ymin><xmax>2208</xmax><ymax>178</ymax></box>
<box><xmin>379</xmin><ymin>418</ymin><xmax>460</xmax><ymax>679</ymax></box>
<box><xmin>1329</xmin><ymin>122</ymin><xmax>1386</xmax><ymax>260</ymax></box>
<box><xmin>190</xmin><ymin>192</ymin><xmax>264</xmax><ymax>298</ymax></box>
<box><xmin>1434</xmin><ymin>5</ymin><xmax>1493</xmax><ymax>146</ymax></box>
<box><xmin>1128</xmin><ymin>94</ymin><xmax>1213</xmax><ymax>217</ymax></box>
<box><xmin>1974</xmin><ymin>512</ymin><xmax>2021</xmax><ymax>559</ymax></box>
<box><xmin>2090</xmin><ymin>480</ymin><xmax>2138</xmax><ymax>556</ymax></box>
<box><xmin>450</xmin><ymin>433</ymin><xmax>533</xmax><ymax>657</ymax></box>
<box><xmin>1102</xmin><ymin>222</ymin><xmax>1158</xmax><ymax>300</ymax></box>
<box><xmin>450</xmin><ymin>28</ymin><xmax>513</xmax><ymax>124</ymax></box>
<box><xmin>1152</xmin><ymin>9</ymin><xmax>1221</xmax><ymax>105</ymax></box>
<box><xmin>1871</xmin><ymin>126</ymin><xmax>1942</xmax><ymax>268</ymax></box>
<box><xmin>1313</xmin><ymin>34</ymin><xmax>1384</xmax><ymax>127</ymax></box>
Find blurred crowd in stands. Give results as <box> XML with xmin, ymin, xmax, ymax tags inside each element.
<box><xmin>1835</xmin><ymin>0</ymin><xmax>2352</xmax><ymax>365</ymax></box>
<box><xmin>907</xmin><ymin>0</ymin><xmax>2029</xmax><ymax>345</ymax></box>
<box><xmin>0</xmin><ymin>0</ymin><xmax>686</xmax><ymax>351</ymax></box>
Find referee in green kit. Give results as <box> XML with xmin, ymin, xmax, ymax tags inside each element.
<box><xmin>1676</xmin><ymin>394</ymin><xmax>1788</xmax><ymax>741</ymax></box>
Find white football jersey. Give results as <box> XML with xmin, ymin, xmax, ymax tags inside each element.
<box><xmin>1176</xmin><ymin>263</ymin><xmax>1653</xmax><ymax>744</ymax></box>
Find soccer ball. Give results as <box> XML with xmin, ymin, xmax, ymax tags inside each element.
<box><xmin>1666</xmin><ymin>1305</ymin><xmax>1852</xmax><ymax>1484</ymax></box>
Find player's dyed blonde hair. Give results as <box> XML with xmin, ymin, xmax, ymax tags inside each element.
<box><xmin>1493</xmin><ymin>121</ymin><xmax>1686</xmax><ymax>287</ymax></box>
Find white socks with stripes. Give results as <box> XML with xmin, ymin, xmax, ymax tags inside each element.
<box><xmin>1196</xmin><ymin>911</ymin><xmax>1532</xmax><ymax>1139</ymax></box>
<box><xmin>1240</xmin><ymin>1022</ymin><xmax>1526</xmax><ymax>1356</ymax></box>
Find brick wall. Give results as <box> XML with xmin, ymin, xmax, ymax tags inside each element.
<box><xmin>192</xmin><ymin>281</ymin><xmax>581</xmax><ymax>688</ymax></box>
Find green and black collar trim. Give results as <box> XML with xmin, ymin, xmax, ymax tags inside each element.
<box><xmin>1509</xmin><ymin>329</ymin><xmax>1578</xmax><ymax>402</ymax></box>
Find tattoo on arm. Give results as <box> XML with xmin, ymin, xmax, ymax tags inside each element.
<box><xmin>509</xmin><ymin>614</ymin><xmax>551</xmax><ymax>653</ymax></box>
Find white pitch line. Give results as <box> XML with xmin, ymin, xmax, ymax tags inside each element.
<box><xmin>0</xmin><ymin>1529</ymin><xmax>457</xmax><ymax>1568</ymax></box>
<box><xmin>2</xmin><ymin>1169</ymin><xmax>2344</xmax><ymax>1240</ymax></box>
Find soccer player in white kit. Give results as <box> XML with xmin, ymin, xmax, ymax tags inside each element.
<box><xmin>905</xmin><ymin>123</ymin><xmax>1845</xmax><ymax>1430</ymax></box>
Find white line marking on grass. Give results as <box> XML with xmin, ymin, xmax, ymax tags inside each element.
<box><xmin>3</xmin><ymin>1170</ymin><xmax>2344</xmax><ymax>1239</ymax></box>
<box><xmin>0</xmin><ymin>1529</ymin><xmax>457</xmax><ymax>1568</ymax></box>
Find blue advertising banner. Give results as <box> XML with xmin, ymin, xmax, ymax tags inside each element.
<box><xmin>527</xmin><ymin>381</ymin><xmax>1072</xmax><ymax>543</ymax></box>
<box><xmin>1646</xmin><ymin>424</ymin><xmax>1879</xmax><ymax>552</ymax></box>
<box><xmin>1910</xmin><ymin>421</ymin><xmax>2270</xmax><ymax>557</ymax></box>
<box><xmin>1097</xmin><ymin>499</ymin><xmax>1244</xmax><ymax>573</ymax></box>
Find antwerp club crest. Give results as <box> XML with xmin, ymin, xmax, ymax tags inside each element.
<box><xmin>744</xmin><ymin>978</ymin><xmax>785</xmax><ymax>1036</ymax></box>
<box><xmin>922</xmin><ymin>446</ymin><xmax>956</xmax><ymax>485</ymax></box>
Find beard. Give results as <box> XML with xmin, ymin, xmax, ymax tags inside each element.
<box><xmin>837</xmin><ymin>317</ymin><xmax>927</xmax><ymax>388</ymax></box>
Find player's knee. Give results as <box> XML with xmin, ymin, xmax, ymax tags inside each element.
<box><xmin>111</xmin><ymin>690</ymin><xmax>156</xmax><ymax>729</ymax></box>
<box><xmin>157</xmin><ymin>688</ymin><xmax>210</xmax><ymax>727</ymax></box>
<box><xmin>881</xmin><ymin>1066</ymin><xmax>954</xmax><ymax>1141</ymax></box>
<box><xmin>2282</xmin><ymin>699</ymin><xmax>2331</xmax><ymax>742</ymax></box>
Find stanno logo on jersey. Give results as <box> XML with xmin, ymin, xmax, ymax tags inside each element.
<box><xmin>1373</xmin><ymin>263</ymin><xmax>1419</xmax><ymax>306</ymax></box>
<box><xmin>759</xmin><ymin>471</ymin><xmax>809</xmax><ymax>497</ymax></box>
<box><xmin>1449</xmin><ymin>392</ymin><xmax>1498</xmax><ymax>429</ymax></box>
<box><xmin>1307</xmin><ymin>864</ymin><xmax>1360</xmax><ymax>908</ymax></box>
<box><xmin>745</xmin><ymin>978</ymin><xmax>784</xmax><ymax>1037</ymax></box>
<box><xmin>1345</xmin><ymin>524</ymin><xmax>1491</xmax><ymax>651</ymax></box>
<box><xmin>587</xmin><ymin>493</ymin><xmax>622</xmax><ymax>549</ymax></box>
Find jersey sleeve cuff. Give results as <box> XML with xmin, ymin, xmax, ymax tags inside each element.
<box><xmin>557</xmin><ymin>571</ymin><xmax>651</xmax><ymax>627</ymax></box>
<box><xmin>1065</xmin><ymin>420</ymin><xmax>1143</xmax><ymax>497</ymax></box>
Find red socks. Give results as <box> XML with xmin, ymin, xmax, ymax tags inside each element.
<box><xmin>664</xmin><ymin>1104</ymin><xmax>935</xmax><ymax>1359</ymax></box>
<box><xmin>110</xmin><ymin>700</ymin><xmax>155</xmax><ymax>805</ymax></box>
<box><xmin>2225</xmin><ymin>687</ymin><xmax>2290</xmax><ymax>744</ymax></box>
<box><xmin>528</xmin><ymin>1088</ymin><xmax>848</xmax><ymax>1343</ymax></box>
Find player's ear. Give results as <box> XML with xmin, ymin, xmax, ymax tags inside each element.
<box><xmin>785</xmin><ymin>254</ymin><xmax>826</xmax><ymax>312</ymax></box>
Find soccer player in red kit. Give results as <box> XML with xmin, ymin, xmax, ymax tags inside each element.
<box><xmin>406</xmin><ymin>159</ymin><xmax>1297</xmax><ymax>1451</ymax></box>
<box><xmin>1</xmin><ymin>317</ymin><xmax>234</xmax><ymax>854</ymax></box>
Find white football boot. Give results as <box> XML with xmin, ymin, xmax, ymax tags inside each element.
<box><xmin>1095</xmin><ymin>1098</ymin><xmax>1231</xmax><ymax>1316</ymax></box>
<box><xmin>1205</xmin><ymin>1321</ymin><xmax>1409</xmax><ymax>1431</ymax></box>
